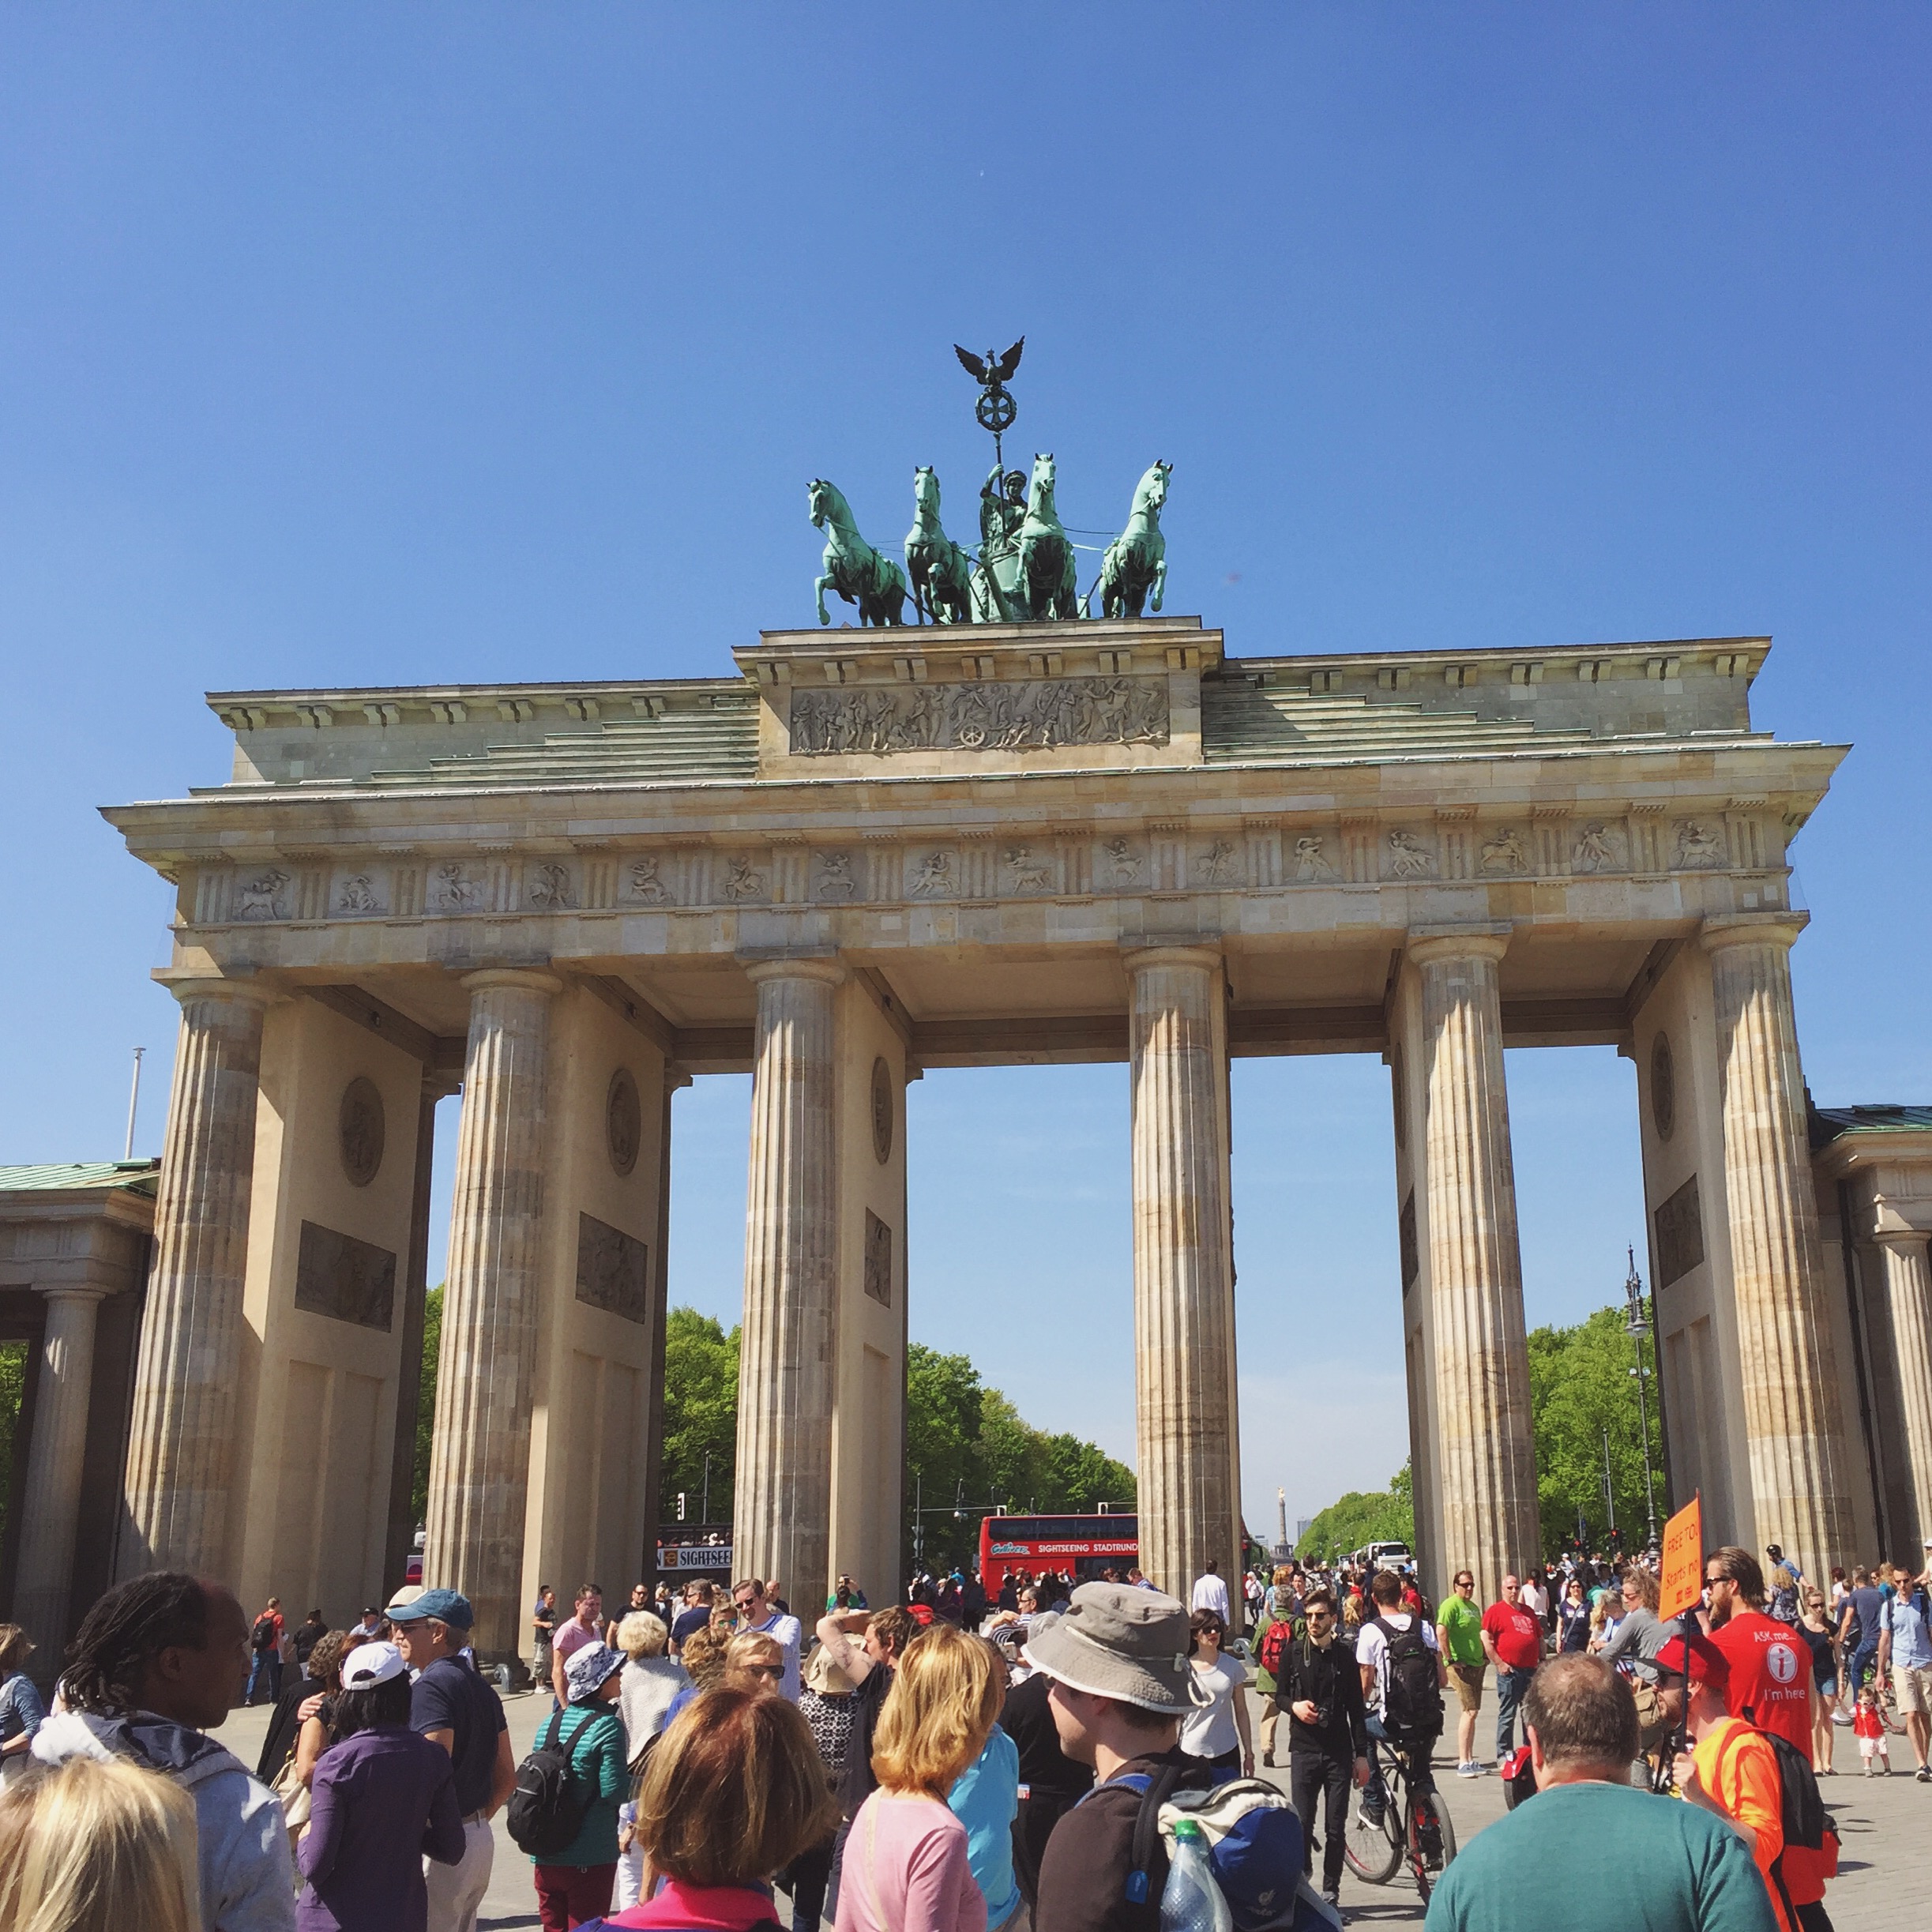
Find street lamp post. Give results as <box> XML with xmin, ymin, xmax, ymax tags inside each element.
<box><xmin>1623</xmin><ymin>1245</ymin><xmax>1659</xmax><ymax>1550</ymax></box>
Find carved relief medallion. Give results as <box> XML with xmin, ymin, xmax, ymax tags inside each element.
<box><xmin>1571</xmin><ymin>822</ymin><xmax>1619</xmax><ymax>874</ymax></box>
<box><xmin>607</xmin><ymin>1066</ymin><xmax>641</xmax><ymax>1177</ymax></box>
<box><xmin>339</xmin><ymin>1077</ymin><xmax>385</xmax><ymax>1186</ymax></box>
<box><xmin>1674</xmin><ymin>821</ymin><xmax>1725</xmax><ymax>869</ymax></box>
<box><xmin>235</xmin><ymin>869</ymin><xmax>291</xmax><ymax>920</ymax></box>
<box><xmin>627</xmin><ymin>855</ymin><xmax>671</xmax><ymax>904</ymax></box>
<box><xmin>1650</xmin><ymin>1033</ymin><xmax>1676</xmax><ymax>1142</ymax></box>
<box><xmin>909</xmin><ymin>850</ymin><xmax>955</xmax><ymax>897</ymax></box>
<box><xmin>1386</xmin><ymin>830</ymin><xmax>1435</xmax><ymax>879</ymax></box>
<box><xmin>1293</xmin><ymin>836</ymin><xmax>1336</xmax><ymax>881</ymax></box>
<box><xmin>1199</xmin><ymin>840</ymin><xmax>1237</xmax><ymax>885</ymax></box>
<box><xmin>870</xmin><ymin>1057</ymin><xmax>893</xmax><ymax>1164</ymax></box>
<box><xmin>1479</xmin><ymin>828</ymin><xmax>1528</xmax><ymax>874</ymax></box>
<box><xmin>1004</xmin><ymin>846</ymin><xmax>1054</xmax><ymax>893</ymax></box>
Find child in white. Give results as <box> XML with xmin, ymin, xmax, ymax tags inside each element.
<box><xmin>1853</xmin><ymin>1686</ymin><xmax>1889</xmax><ymax>1774</ymax></box>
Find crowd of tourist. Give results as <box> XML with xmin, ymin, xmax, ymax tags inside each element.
<box><xmin>0</xmin><ymin>1534</ymin><xmax>1923</xmax><ymax>1932</ymax></box>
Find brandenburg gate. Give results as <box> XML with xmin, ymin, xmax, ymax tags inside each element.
<box><xmin>94</xmin><ymin>616</ymin><xmax>1893</xmax><ymax>1658</ymax></box>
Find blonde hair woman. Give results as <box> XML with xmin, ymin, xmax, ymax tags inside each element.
<box><xmin>723</xmin><ymin>1629</ymin><xmax>787</xmax><ymax>1693</ymax></box>
<box><xmin>835</xmin><ymin>1623</ymin><xmax>1002</xmax><ymax>1932</ymax></box>
<box><xmin>0</xmin><ymin>1754</ymin><xmax>200</xmax><ymax>1932</ymax></box>
<box><xmin>614</xmin><ymin>1611</ymin><xmax>686</xmax><ymax>1768</ymax></box>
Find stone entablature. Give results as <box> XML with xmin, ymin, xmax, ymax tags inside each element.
<box><xmin>156</xmin><ymin>793</ymin><xmax>1805</xmax><ymax>938</ymax></box>
<box><xmin>198</xmin><ymin>624</ymin><xmax>1769</xmax><ymax>794</ymax></box>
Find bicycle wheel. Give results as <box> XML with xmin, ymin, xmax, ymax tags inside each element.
<box><xmin>1407</xmin><ymin>1787</ymin><xmax>1457</xmax><ymax>1902</ymax></box>
<box><xmin>1342</xmin><ymin>1778</ymin><xmax>1403</xmax><ymax>1885</ymax></box>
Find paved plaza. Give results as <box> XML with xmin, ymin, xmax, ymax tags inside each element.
<box><xmin>209</xmin><ymin>1686</ymin><xmax>1919</xmax><ymax>1931</ymax></box>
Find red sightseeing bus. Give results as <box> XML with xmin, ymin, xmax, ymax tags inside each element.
<box><xmin>979</xmin><ymin>1512</ymin><xmax>1138</xmax><ymax>1588</ymax></box>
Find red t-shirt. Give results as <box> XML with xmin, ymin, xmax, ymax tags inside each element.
<box><xmin>1711</xmin><ymin>1611</ymin><xmax>1812</xmax><ymax>1754</ymax></box>
<box><xmin>1482</xmin><ymin>1599</ymin><xmax>1543</xmax><ymax>1671</ymax></box>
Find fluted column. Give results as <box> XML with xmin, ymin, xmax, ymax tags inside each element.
<box><xmin>423</xmin><ymin>969</ymin><xmax>560</xmax><ymax>1662</ymax></box>
<box><xmin>119</xmin><ymin>978</ymin><xmax>273</xmax><ymax>1579</ymax></box>
<box><xmin>385</xmin><ymin>1070</ymin><xmax>457</xmax><ymax>1598</ymax></box>
<box><xmin>734</xmin><ymin>959</ymin><xmax>844</xmax><ymax>1601</ymax></box>
<box><xmin>1410</xmin><ymin>931</ymin><xmax>1539</xmax><ymax>1604</ymax></box>
<box><xmin>1703</xmin><ymin>914</ymin><xmax>1854</xmax><ymax>1577</ymax></box>
<box><xmin>1874</xmin><ymin>1232</ymin><xmax>1932</xmax><ymax>1554</ymax></box>
<box><xmin>15</xmin><ymin>1287</ymin><xmax>107</xmax><ymax>1644</ymax></box>
<box><xmin>1126</xmin><ymin>945</ymin><xmax>1239</xmax><ymax>1603</ymax></box>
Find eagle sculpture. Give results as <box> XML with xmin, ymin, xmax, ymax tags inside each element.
<box><xmin>954</xmin><ymin>338</ymin><xmax>1024</xmax><ymax>387</ymax></box>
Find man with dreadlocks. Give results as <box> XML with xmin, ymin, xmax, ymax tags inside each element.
<box><xmin>32</xmin><ymin>1571</ymin><xmax>295</xmax><ymax>1931</ymax></box>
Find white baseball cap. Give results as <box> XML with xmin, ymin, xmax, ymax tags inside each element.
<box><xmin>340</xmin><ymin>1641</ymin><xmax>409</xmax><ymax>1690</ymax></box>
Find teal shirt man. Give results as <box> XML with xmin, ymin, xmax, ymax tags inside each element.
<box><xmin>1424</xmin><ymin>1780</ymin><xmax>1776</xmax><ymax>1932</ymax></box>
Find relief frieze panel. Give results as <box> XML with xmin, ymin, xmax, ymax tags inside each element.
<box><xmin>186</xmin><ymin>799</ymin><xmax>1787</xmax><ymax>927</ymax></box>
<box><xmin>787</xmin><ymin>676</ymin><xmax>1168</xmax><ymax>757</ymax></box>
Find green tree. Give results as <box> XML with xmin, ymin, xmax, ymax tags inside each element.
<box><xmin>904</xmin><ymin>1344</ymin><xmax>990</xmax><ymax>1569</ymax></box>
<box><xmin>411</xmin><ymin>1285</ymin><xmax>442</xmax><ymax>1525</ymax></box>
<box><xmin>1527</xmin><ymin>1303</ymin><xmax>1664</xmax><ymax>1555</ymax></box>
<box><xmin>1294</xmin><ymin>1302</ymin><xmax>1667</xmax><ymax>1567</ymax></box>
<box><xmin>903</xmin><ymin>1342</ymin><xmax>1138</xmax><ymax>1572</ymax></box>
<box><xmin>659</xmin><ymin>1308</ymin><xmax>739</xmax><ymax>1526</ymax></box>
<box><xmin>1296</xmin><ymin>1460</ymin><xmax>1415</xmax><ymax>1565</ymax></box>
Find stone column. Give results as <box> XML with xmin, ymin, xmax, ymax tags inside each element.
<box><xmin>385</xmin><ymin>1070</ymin><xmax>456</xmax><ymax>1596</ymax></box>
<box><xmin>1874</xmin><ymin>1232</ymin><xmax>1932</xmax><ymax>1553</ymax></box>
<box><xmin>734</xmin><ymin>959</ymin><xmax>844</xmax><ymax>1601</ymax></box>
<box><xmin>1125</xmin><ymin>945</ymin><xmax>1239</xmax><ymax>1603</ymax></box>
<box><xmin>641</xmin><ymin>1070</ymin><xmax>689</xmax><ymax>1584</ymax></box>
<box><xmin>1409</xmin><ymin>931</ymin><xmax>1539</xmax><ymax>1603</ymax></box>
<box><xmin>1703</xmin><ymin>915</ymin><xmax>1855</xmax><ymax>1576</ymax></box>
<box><xmin>423</xmin><ymin>969</ymin><xmax>560</xmax><ymax>1663</ymax></box>
<box><xmin>119</xmin><ymin>978</ymin><xmax>273</xmax><ymax>1579</ymax></box>
<box><xmin>14</xmin><ymin>1287</ymin><xmax>107</xmax><ymax>1644</ymax></box>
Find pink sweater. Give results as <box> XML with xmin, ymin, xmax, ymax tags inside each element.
<box><xmin>833</xmin><ymin>1789</ymin><xmax>987</xmax><ymax>1932</ymax></box>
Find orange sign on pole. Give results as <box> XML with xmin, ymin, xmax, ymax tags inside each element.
<box><xmin>1659</xmin><ymin>1494</ymin><xmax>1703</xmax><ymax>1621</ymax></box>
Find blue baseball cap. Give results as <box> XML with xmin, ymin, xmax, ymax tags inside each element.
<box><xmin>387</xmin><ymin>1587</ymin><xmax>474</xmax><ymax>1630</ymax></box>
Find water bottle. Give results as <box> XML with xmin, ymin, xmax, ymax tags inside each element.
<box><xmin>1160</xmin><ymin>1818</ymin><xmax>1233</xmax><ymax>1932</ymax></box>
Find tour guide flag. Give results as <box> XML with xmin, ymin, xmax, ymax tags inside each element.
<box><xmin>1659</xmin><ymin>1494</ymin><xmax>1703</xmax><ymax>1621</ymax></box>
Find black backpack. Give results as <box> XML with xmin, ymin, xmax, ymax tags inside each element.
<box><xmin>1734</xmin><ymin>1710</ymin><xmax>1829</xmax><ymax>1855</ymax></box>
<box><xmin>1372</xmin><ymin>1615</ymin><xmax>1443</xmax><ymax>1735</ymax></box>
<box><xmin>506</xmin><ymin>1710</ymin><xmax>590</xmax><ymax>1857</ymax></box>
<box><xmin>1731</xmin><ymin>1711</ymin><xmax>1836</xmax><ymax>1926</ymax></box>
<box><xmin>250</xmin><ymin>1616</ymin><xmax>278</xmax><ymax>1654</ymax></box>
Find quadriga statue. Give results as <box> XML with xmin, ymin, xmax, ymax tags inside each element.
<box><xmin>1097</xmin><ymin>461</ymin><xmax>1171</xmax><ymax>618</ymax></box>
<box><xmin>810</xmin><ymin>479</ymin><xmax>908</xmax><ymax>626</ymax></box>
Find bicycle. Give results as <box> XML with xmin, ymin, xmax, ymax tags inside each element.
<box><xmin>1343</xmin><ymin>1734</ymin><xmax>1457</xmax><ymax>1903</ymax></box>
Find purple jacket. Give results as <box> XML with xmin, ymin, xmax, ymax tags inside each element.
<box><xmin>296</xmin><ymin>1724</ymin><xmax>465</xmax><ymax>1932</ymax></box>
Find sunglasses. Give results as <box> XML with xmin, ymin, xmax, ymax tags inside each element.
<box><xmin>745</xmin><ymin>1663</ymin><xmax>784</xmax><ymax>1679</ymax></box>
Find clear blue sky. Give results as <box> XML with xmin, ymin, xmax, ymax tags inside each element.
<box><xmin>3</xmin><ymin>7</ymin><xmax>1926</xmax><ymax>1536</ymax></box>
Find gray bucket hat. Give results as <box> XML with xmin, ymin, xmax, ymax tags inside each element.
<box><xmin>1023</xmin><ymin>1581</ymin><xmax>1212</xmax><ymax>1713</ymax></box>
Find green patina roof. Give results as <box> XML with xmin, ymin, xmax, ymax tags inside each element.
<box><xmin>0</xmin><ymin>1160</ymin><xmax>161</xmax><ymax>1197</ymax></box>
<box><xmin>1811</xmin><ymin>1105</ymin><xmax>1932</xmax><ymax>1148</ymax></box>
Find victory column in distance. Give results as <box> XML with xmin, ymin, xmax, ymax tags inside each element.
<box><xmin>810</xmin><ymin>336</ymin><xmax>1173</xmax><ymax>627</ymax></box>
